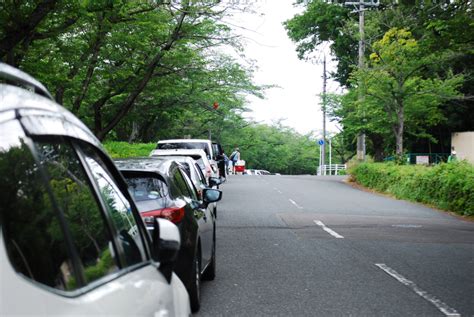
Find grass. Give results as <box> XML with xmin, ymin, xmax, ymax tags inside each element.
<box><xmin>103</xmin><ymin>141</ymin><xmax>155</xmax><ymax>159</ymax></box>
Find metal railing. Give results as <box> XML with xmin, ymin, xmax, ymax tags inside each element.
<box><xmin>384</xmin><ymin>153</ymin><xmax>449</xmax><ymax>165</ymax></box>
<box><xmin>317</xmin><ymin>164</ymin><xmax>347</xmax><ymax>176</ymax></box>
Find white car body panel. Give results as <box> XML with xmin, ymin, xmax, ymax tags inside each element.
<box><xmin>155</xmin><ymin>139</ymin><xmax>219</xmax><ymax>176</ymax></box>
<box><xmin>150</xmin><ymin>148</ymin><xmax>217</xmax><ymax>179</ymax></box>
<box><xmin>0</xmin><ymin>233</ymin><xmax>190</xmax><ymax>316</ymax></box>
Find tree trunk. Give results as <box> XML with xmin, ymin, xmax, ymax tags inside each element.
<box><xmin>128</xmin><ymin>122</ymin><xmax>140</xmax><ymax>143</ymax></box>
<box><xmin>368</xmin><ymin>133</ymin><xmax>385</xmax><ymax>162</ymax></box>
<box><xmin>395</xmin><ymin>106</ymin><xmax>404</xmax><ymax>156</ymax></box>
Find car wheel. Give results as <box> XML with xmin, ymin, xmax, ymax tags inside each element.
<box><xmin>189</xmin><ymin>249</ymin><xmax>201</xmax><ymax>313</ymax></box>
<box><xmin>202</xmin><ymin>231</ymin><xmax>216</xmax><ymax>281</ymax></box>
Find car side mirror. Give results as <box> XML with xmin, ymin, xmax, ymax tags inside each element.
<box><xmin>151</xmin><ymin>218</ymin><xmax>181</xmax><ymax>283</ymax></box>
<box><xmin>209</xmin><ymin>176</ymin><xmax>223</xmax><ymax>187</ymax></box>
<box><xmin>203</xmin><ymin>188</ymin><xmax>222</xmax><ymax>204</ymax></box>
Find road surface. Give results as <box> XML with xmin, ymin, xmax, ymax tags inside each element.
<box><xmin>197</xmin><ymin>175</ymin><xmax>474</xmax><ymax>316</ymax></box>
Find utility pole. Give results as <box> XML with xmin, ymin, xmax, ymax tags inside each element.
<box><xmin>345</xmin><ymin>0</ymin><xmax>378</xmax><ymax>161</ymax></box>
<box><xmin>321</xmin><ymin>54</ymin><xmax>327</xmax><ymax>174</ymax></box>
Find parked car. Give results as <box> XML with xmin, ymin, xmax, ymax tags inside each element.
<box><xmin>0</xmin><ymin>63</ymin><xmax>190</xmax><ymax>316</ymax></box>
<box><xmin>150</xmin><ymin>148</ymin><xmax>216</xmax><ymax>182</ymax></box>
<box><xmin>156</xmin><ymin>139</ymin><xmax>219</xmax><ymax>175</ymax></box>
<box><xmin>114</xmin><ymin>157</ymin><xmax>222</xmax><ymax>312</ymax></box>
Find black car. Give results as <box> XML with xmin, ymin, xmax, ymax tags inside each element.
<box><xmin>114</xmin><ymin>157</ymin><xmax>222</xmax><ymax>312</ymax></box>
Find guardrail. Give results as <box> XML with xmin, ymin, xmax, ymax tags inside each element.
<box><xmin>317</xmin><ymin>164</ymin><xmax>347</xmax><ymax>176</ymax></box>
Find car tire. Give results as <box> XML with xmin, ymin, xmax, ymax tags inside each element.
<box><xmin>202</xmin><ymin>230</ymin><xmax>216</xmax><ymax>281</ymax></box>
<box><xmin>189</xmin><ymin>248</ymin><xmax>201</xmax><ymax>313</ymax></box>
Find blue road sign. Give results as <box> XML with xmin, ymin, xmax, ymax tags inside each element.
<box><xmin>318</xmin><ymin>139</ymin><xmax>324</xmax><ymax>146</ymax></box>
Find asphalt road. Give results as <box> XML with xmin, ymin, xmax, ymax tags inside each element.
<box><xmin>197</xmin><ymin>174</ymin><xmax>474</xmax><ymax>317</ymax></box>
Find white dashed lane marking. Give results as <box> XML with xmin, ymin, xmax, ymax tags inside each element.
<box><xmin>273</xmin><ymin>187</ymin><xmax>283</xmax><ymax>194</ymax></box>
<box><xmin>375</xmin><ymin>263</ymin><xmax>460</xmax><ymax>317</ymax></box>
<box><xmin>313</xmin><ymin>220</ymin><xmax>344</xmax><ymax>239</ymax></box>
<box><xmin>289</xmin><ymin>199</ymin><xmax>303</xmax><ymax>209</ymax></box>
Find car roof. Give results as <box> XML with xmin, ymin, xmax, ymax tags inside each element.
<box><xmin>150</xmin><ymin>149</ymin><xmax>208</xmax><ymax>160</ymax></box>
<box><xmin>157</xmin><ymin>139</ymin><xmax>211</xmax><ymax>143</ymax></box>
<box><xmin>0</xmin><ymin>84</ymin><xmax>102</xmax><ymax>148</ymax></box>
<box><xmin>114</xmin><ymin>157</ymin><xmax>178</xmax><ymax>176</ymax></box>
<box><xmin>0</xmin><ymin>63</ymin><xmax>52</xmax><ymax>99</ymax></box>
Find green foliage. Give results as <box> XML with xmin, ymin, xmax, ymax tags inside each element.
<box><xmin>284</xmin><ymin>0</ymin><xmax>354</xmax><ymax>86</ymax></box>
<box><xmin>103</xmin><ymin>141</ymin><xmax>155</xmax><ymax>158</ymax></box>
<box><xmin>220</xmin><ymin>121</ymin><xmax>320</xmax><ymax>175</ymax></box>
<box><xmin>350</xmin><ymin>162</ymin><xmax>474</xmax><ymax>216</ymax></box>
<box><xmin>353</xmin><ymin>27</ymin><xmax>463</xmax><ymax>155</ymax></box>
<box><xmin>286</xmin><ymin>1</ymin><xmax>473</xmax><ymax>160</ymax></box>
<box><xmin>105</xmin><ymin>120</ymin><xmax>326</xmax><ymax>175</ymax></box>
<box><xmin>1</xmin><ymin>1</ymin><xmax>262</xmax><ymax>141</ymax></box>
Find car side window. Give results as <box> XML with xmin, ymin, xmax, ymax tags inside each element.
<box><xmin>81</xmin><ymin>145</ymin><xmax>146</xmax><ymax>267</ymax></box>
<box><xmin>170</xmin><ymin>169</ymin><xmax>191</xmax><ymax>199</ymax></box>
<box><xmin>173</xmin><ymin>168</ymin><xmax>198</xmax><ymax>201</ymax></box>
<box><xmin>1</xmin><ymin>122</ymin><xmax>119</xmax><ymax>291</ymax></box>
<box><xmin>194</xmin><ymin>163</ymin><xmax>208</xmax><ymax>186</ymax></box>
<box><xmin>1</xmin><ymin>121</ymin><xmax>75</xmax><ymax>291</ymax></box>
<box><xmin>35</xmin><ymin>140</ymin><xmax>119</xmax><ymax>288</ymax></box>
<box><xmin>180</xmin><ymin>169</ymin><xmax>199</xmax><ymax>201</ymax></box>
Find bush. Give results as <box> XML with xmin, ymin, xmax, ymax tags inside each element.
<box><xmin>103</xmin><ymin>142</ymin><xmax>155</xmax><ymax>159</ymax></box>
<box><xmin>350</xmin><ymin>161</ymin><xmax>474</xmax><ymax>216</ymax></box>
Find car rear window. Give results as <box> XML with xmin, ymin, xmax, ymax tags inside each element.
<box><xmin>157</xmin><ymin>142</ymin><xmax>210</xmax><ymax>157</ymax></box>
<box><xmin>125</xmin><ymin>176</ymin><xmax>169</xmax><ymax>202</ymax></box>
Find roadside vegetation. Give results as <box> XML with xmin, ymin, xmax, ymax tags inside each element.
<box><xmin>350</xmin><ymin>162</ymin><xmax>474</xmax><ymax>217</ymax></box>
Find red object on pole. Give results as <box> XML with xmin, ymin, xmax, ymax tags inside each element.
<box><xmin>213</xmin><ymin>101</ymin><xmax>219</xmax><ymax>110</ymax></box>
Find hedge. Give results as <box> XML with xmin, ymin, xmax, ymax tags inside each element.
<box><xmin>103</xmin><ymin>141</ymin><xmax>155</xmax><ymax>159</ymax></box>
<box><xmin>350</xmin><ymin>162</ymin><xmax>474</xmax><ymax>216</ymax></box>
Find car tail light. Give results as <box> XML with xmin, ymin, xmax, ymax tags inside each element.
<box><xmin>142</xmin><ymin>207</ymin><xmax>185</xmax><ymax>224</ymax></box>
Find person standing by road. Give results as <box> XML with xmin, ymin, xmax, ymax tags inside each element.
<box><xmin>448</xmin><ymin>150</ymin><xmax>458</xmax><ymax>162</ymax></box>
<box><xmin>229</xmin><ymin>147</ymin><xmax>240</xmax><ymax>174</ymax></box>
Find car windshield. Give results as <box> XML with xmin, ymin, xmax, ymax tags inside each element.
<box><xmin>157</xmin><ymin>142</ymin><xmax>210</xmax><ymax>157</ymax></box>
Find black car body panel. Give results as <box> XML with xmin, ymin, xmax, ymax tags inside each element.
<box><xmin>114</xmin><ymin>158</ymin><xmax>217</xmax><ymax>295</ymax></box>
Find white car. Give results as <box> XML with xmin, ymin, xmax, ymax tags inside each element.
<box><xmin>0</xmin><ymin>63</ymin><xmax>190</xmax><ymax>316</ymax></box>
<box><xmin>155</xmin><ymin>139</ymin><xmax>219</xmax><ymax>175</ymax></box>
<box><xmin>150</xmin><ymin>148</ymin><xmax>217</xmax><ymax>182</ymax></box>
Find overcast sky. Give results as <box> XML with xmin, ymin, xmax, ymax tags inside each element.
<box><xmin>224</xmin><ymin>0</ymin><xmax>341</xmax><ymax>136</ymax></box>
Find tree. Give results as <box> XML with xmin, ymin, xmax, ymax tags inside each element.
<box><xmin>354</xmin><ymin>28</ymin><xmax>463</xmax><ymax>156</ymax></box>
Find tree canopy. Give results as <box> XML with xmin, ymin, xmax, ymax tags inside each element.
<box><xmin>285</xmin><ymin>0</ymin><xmax>473</xmax><ymax>160</ymax></box>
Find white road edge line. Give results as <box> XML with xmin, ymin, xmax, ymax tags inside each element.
<box><xmin>288</xmin><ymin>199</ymin><xmax>303</xmax><ymax>209</ymax></box>
<box><xmin>375</xmin><ymin>263</ymin><xmax>460</xmax><ymax>317</ymax></box>
<box><xmin>313</xmin><ymin>220</ymin><xmax>344</xmax><ymax>239</ymax></box>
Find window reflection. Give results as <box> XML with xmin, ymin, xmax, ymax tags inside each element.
<box><xmin>0</xmin><ymin>121</ymin><xmax>73</xmax><ymax>290</ymax></box>
<box><xmin>36</xmin><ymin>141</ymin><xmax>118</xmax><ymax>287</ymax></box>
<box><xmin>82</xmin><ymin>148</ymin><xmax>145</xmax><ymax>266</ymax></box>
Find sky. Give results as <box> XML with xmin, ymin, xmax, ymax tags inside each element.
<box><xmin>224</xmin><ymin>0</ymin><xmax>341</xmax><ymax>136</ymax></box>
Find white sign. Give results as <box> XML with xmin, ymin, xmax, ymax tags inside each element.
<box><xmin>416</xmin><ymin>156</ymin><xmax>429</xmax><ymax>165</ymax></box>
